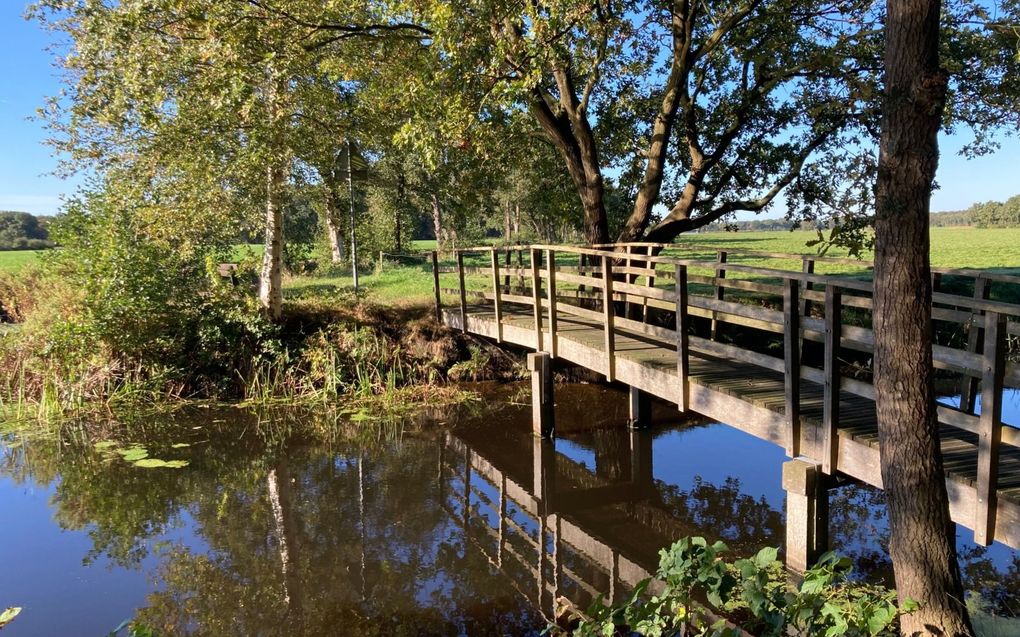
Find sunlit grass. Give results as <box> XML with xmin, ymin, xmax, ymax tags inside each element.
<box><xmin>0</xmin><ymin>250</ymin><xmax>48</xmax><ymax>272</ymax></box>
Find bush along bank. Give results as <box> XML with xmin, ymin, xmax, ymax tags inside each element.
<box><xmin>0</xmin><ymin>197</ymin><xmax>521</xmax><ymax>418</ymax></box>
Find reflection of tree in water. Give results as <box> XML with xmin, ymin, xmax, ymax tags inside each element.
<box><xmin>1</xmin><ymin>415</ymin><xmax>544</xmax><ymax>636</ymax></box>
<box><xmin>828</xmin><ymin>483</ymin><xmax>1020</xmax><ymax>617</ymax></box>
<box><xmin>655</xmin><ymin>476</ymin><xmax>783</xmax><ymax>555</ymax></box>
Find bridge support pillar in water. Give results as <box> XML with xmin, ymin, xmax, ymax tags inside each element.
<box><xmin>782</xmin><ymin>459</ymin><xmax>830</xmax><ymax>572</ymax></box>
<box><xmin>528</xmin><ymin>352</ymin><xmax>555</xmax><ymax>438</ymax></box>
<box><xmin>628</xmin><ymin>387</ymin><xmax>651</xmax><ymax>429</ymax></box>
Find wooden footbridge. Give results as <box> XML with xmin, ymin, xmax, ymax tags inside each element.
<box><xmin>429</xmin><ymin>242</ymin><xmax>1020</xmax><ymax>567</ymax></box>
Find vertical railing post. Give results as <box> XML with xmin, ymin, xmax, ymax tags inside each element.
<box><xmin>962</xmin><ymin>276</ymin><xmax>992</xmax><ymax>413</ymax></box>
<box><xmin>431</xmin><ymin>250</ymin><xmax>442</xmax><ymax>323</ymax></box>
<box><xmin>503</xmin><ymin>248</ymin><xmax>512</xmax><ymax>293</ymax></box>
<box><xmin>530</xmin><ymin>248</ymin><xmax>544</xmax><ymax>351</ymax></box>
<box><xmin>975</xmin><ymin>310</ymin><xmax>1005</xmax><ymax>546</ymax></box>
<box><xmin>602</xmin><ymin>254</ymin><xmax>616</xmax><ymax>382</ymax></box>
<box><xmin>457</xmin><ymin>250</ymin><xmax>467</xmax><ymax>333</ymax></box>
<box><xmin>822</xmin><ymin>285</ymin><xmax>842</xmax><ymax>475</ymax></box>
<box><xmin>490</xmin><ymin>248</ymin><xmax>503</xmax><ymax>343</ymax></box>
<box><xmin>784</xmin><ymin>278</ymin><xmax>801</xmax><ymax>458</ymax></box>
<box><xmin>801</xmin><ymin>257</ymin><xmax>816</xmax><ymax>318</ymax></box>
<box><xmin>676</xmin><ymin>264</ymin><xmax>690</xmax><ymax>412</ymax></box>
<box><xmin>623</xmin><ymin>245</ymin><xmax>633</xmax><ymax>319</ymax></box>
<box><xmin>643</xmin><ymin>246</ymin><xmax>656</xmax><ymax>324</ymax></box>
<box><xmin>546</xmin><ymin>249</ymin><xmax>558</xmax><ymax>358</ymax></box>
<box><xmin>931</xmin><ymin>271</ymin><xmax>943</xmax><ymax>294</ymax></box>
<box><xmin>711</xmin><ymin>250</ymin><xmax>728</xmax><ymax>341</ymax></box>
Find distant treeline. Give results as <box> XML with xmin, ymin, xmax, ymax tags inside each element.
<box><xmin>932</xmin><ymin>194</ymin><xmax>1020</xmax><ymax>227</ymax></box>
<box><xmin>704</xmin><ymin>218</ymin><xmax>821</xmax><ymax>232</ymax></box>
<box><xmin>0</xmin><ymin>211</ymin><xmax>53</xmax><ymax>250</ymax></box>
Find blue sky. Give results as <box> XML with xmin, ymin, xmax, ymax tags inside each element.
<box><xmin>1</xmin><ymin>2</ymin><xmax>1018</xmax><ymax>217</ymax></box>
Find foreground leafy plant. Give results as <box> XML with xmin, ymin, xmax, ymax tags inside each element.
<box><xmin>558</xmin><ymin>537</ymin><xmax>909</xmax><ymax>637</ymax></box>
<box><xmin>0</xmin><ymin>606</ymin><xmax>21</xmax><ymax>630</ymax></box>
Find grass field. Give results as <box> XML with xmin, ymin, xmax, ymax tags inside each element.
<box><xmin>0</xmin><ymin>250</ymin><xmax>48</xmax><ymax>273</ymax></box>
<box><xmin>4</xmin><ymin>228</ymin><xmax>1018</xmax><ymax>307</ymax></box>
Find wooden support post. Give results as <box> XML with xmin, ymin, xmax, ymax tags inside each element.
<box><xmin>962</xmin><ymin>276</ymin><xmax>992</xmax><ymax>413</ymax></box>
<box><xmin>602</xmin><ymin>254</ymin><xmax>616</xmax><ymax>382</ymax></box>
<box><xmin>931</xmin><ymin>271</ymin><xmax>942</xmax><ymax>294</ymax></box>
<box><xmin>711</xmin><ymin>250</ymin><xmax>728</xmax><ymax>341</ymax></box>
<box><xmin>784</xmin><ymin>278</ymin><xmax>801</xmax><ymax>457</ymax></box>
<box><xmin>456</xmin><ymin>250</ymin><xmax>467</xmax><ymax>333</ymax></box>
<box><xmin>533</xmin><ymin>433</ymin><xmax>557</xmax><ymax>503</ymax></box>
<box><xmin>975</xmin><ymin>310</ymin><xmax>1005</xmax><ymax>546</ymax></box>
<box><xmin>822</xmin><ymin>286</ymin><xmax>842</xmax><ymax>475</ymax></box>
<box><xmin>431</xmin><ymin>250</ymin><xmax>442</xmax><ymax>323</ymax></box>
<box><xmin>528</xmin><ymin>352</ymin><xmax>555</xmax><ymax>438</ymax></box>
<box><xmin>531</xmin><ymin>248</ymin><xmax>545</xmax><ymax>351</ymax></box>
<box><xmin>490</xmin><ymin>248</ymin><xmax>503</xmax><ymax>343</ymax></box>
<box><xmin>676</xmin><ymin>265</ymin><xmax>690</xmax><ymax>412</ymax></box>
<box><xmin>782</xmin><ymin>459</ymin><xmax>829</xmax><ymax>572</ymax></box>
<box><xmin>546</xmin><ymin>249</ymin><xmax>558</xmax><ymax>358</ymax></box>
<box><xmin>628</xmin><ymin>386</ymin><xmax>651</xmax><ymax>429</ymax></box>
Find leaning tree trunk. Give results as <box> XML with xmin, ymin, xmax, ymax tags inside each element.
<box><xmin>872</xmin><ymin>0</ymin><xmax>973</xmax><ymax>632</ymax></box>
<box><xmin>260</xmin><ymin>159</ymin><xmax>286</xmax><ymax>320</ymax></box>
<box><xmin>323</xmin><ymin>185</ymin><xmax>345</xmax><ymax>264</ymax></box>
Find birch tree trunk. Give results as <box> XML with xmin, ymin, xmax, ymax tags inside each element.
<box><xmin>873</xmin><ymin>0</ymin><xmax>973</xmax><ymax>632</ymax></box>
<box><xmin>260</xmin><ymin>159</ymin><xmax>286</xmax><ymax>320</ymax></box>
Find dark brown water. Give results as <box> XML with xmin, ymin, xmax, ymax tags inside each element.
<box><xmin>1</xmin><ymin>383</ymin><xmax>1017</xmax><ymax>636</ymax></box>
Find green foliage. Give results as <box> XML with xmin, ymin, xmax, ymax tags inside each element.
<box><xmin>0</xmin><ymin>606</ymin><xmax>22</xmax><ymax>629</ymax></box>
<box><xmin>0</xmin><ymin>211</ymin><xmax>52</xmax><ymax>250</ymax></box>
<box><xmin>560</xmin><ymin>538</ymin><xmax>907</xmax><ymax>637</ymax></box>
<box><xmin>8</xmin><ymin>184</ymin><xmax>280</xmax><ymax>401</ymax></box>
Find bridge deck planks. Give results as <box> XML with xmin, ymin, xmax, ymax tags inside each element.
<box><xmin>462</xmin><ymin>303</ymin><xmax>1020</xmax><ymax>510</ymax></box>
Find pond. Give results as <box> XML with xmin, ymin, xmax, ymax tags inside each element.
<box><xmin>1</xmin><ymin>383</ymin><xmax>1018</xmax><ymax>636</ymax></box>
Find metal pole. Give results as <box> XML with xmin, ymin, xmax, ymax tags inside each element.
<box><xmin>348</xmin><ymin>139</ymin><xmax>359</xmax><ymax>291</ymax></box>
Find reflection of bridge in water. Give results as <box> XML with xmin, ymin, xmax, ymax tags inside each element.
<box><xmin>436</xmin><ymin>423</ymin><xmax>775</xmax><ymax>622</ymax></box>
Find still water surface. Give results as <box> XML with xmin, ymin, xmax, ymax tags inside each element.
<box><xmin>1</xmin><ymin>383</ymin><xmax>1017</xmax><ymax>636</ymax></box>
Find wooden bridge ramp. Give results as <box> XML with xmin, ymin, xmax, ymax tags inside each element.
<box><xmin>431</xmin><ymin>243</ymin><xmax>1020</xmax><ymax>560</ymax></box>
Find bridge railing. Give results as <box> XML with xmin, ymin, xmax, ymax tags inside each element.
<box><xmin>433</xmin><ymin>243</ymin><xmax>1020</xmax><ymax>546</ymax></box>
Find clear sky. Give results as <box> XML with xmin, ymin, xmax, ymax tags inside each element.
<box><xmin>1</xmin><ymin>2</ymin><xmax>1018</xmax><ymax>217</ymax></box>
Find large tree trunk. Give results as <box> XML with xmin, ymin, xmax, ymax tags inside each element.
<box><xmin>260</xmin><ymin>159</ymin><xmax>286</xmax><ymax>320</ymax></box>
<box><xmin>872</xmin><ymin>0</ymin><xmax>972</xmax><ymax>632</ymax></box>
<box><xmin>323</xmin><ymin>185</ymin><xmax>345</xmax><ymax>264</ymax></box>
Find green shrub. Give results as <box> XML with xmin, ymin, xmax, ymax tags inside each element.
<box><xmin>560</xmin><ymin>537</ymin><xmax>908</xmax><ymax>637</ymax></box>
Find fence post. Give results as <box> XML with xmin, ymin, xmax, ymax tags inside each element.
<box><xmin>975</xmin><ymin>310</ymin><xmax>1005</xmax><ymax>546</ymax></box>
<box><xmin>546</xmin><ymin>249</ymin><xmax>558</xmax><ymax>358</ymax></box>
<box><xmin>711</xmin><ymin>250</ymin><xmax>728</xmax><ymax>341</ymax></box>
<box><xmin>530</xmin><ymin>248</ymin><xmax>544</xmax><ymax>351</ymax></box>
<box><xmin>457</xmin><ymin>250</ymin><xmax>467</xmax><ymax>333</ymax></box>
<box><xmin>822</xmin><ymin>285</ymin><xmax>842</xmax><ymax>475</ymax></box>
<box><xmin>431</xmin><ymin>250</ymin><xmax>442</xmax><ymax>323</ymax></box>
<box><xmin>490</xmin><ymin>248</ymin><xmax>503</xmax><ymax>343</ymax></box>
<box><xmin>784</xmin><ymin>278</ymin><xmax>801</xmax><ymax>457</ymax></box>
<box><xmin>504</xmin><ymin>248</ymin><xmax>512</xmax><ymax>293</ymax></box>
<box><xmin>602</xmin><ymin>254</ymin><xmax>616</xmax><ymax>382</ymax></box>
<box><xmin>962</xmin><ymin>276</ymin><xmax>992</xmax><ymax>413</ymax></box>
<box><xmin>676</xmin><ymin>264</ymin><xmax>689</xmax><ymax>412</ymax></box>
<box><xmin>643</xmin><ymin>245</ymin><xmax>656</xmax><ymax>324</ymax></box>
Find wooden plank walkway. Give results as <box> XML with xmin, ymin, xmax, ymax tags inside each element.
<box><xmin>433</xmin><ymin>243</ymin><xmax>1020</xmax><ymax>551</ymax></box>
